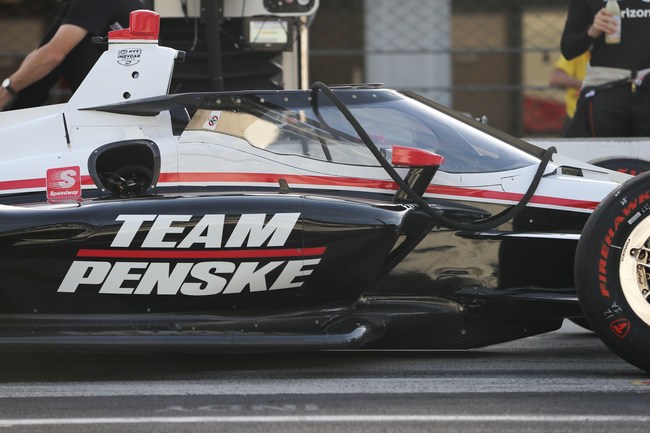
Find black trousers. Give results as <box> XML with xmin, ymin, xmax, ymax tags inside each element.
<box><xmin>565</xmin><ymin>84</ymin><xmax>650</xmax><ymax>138</ymax></box>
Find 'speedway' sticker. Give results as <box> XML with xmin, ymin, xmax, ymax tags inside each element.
<box><xmin>46</xmin><ymin>166</ymin><xmax>81</xmax><ymax>203</ymax></box>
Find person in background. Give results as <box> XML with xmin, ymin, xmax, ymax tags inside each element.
<box><xmin>549</xmin><ymin>50</ymin><xmax>591</xmax><ymax>136</ymax></box>
<box><xmin>0</xmin><ymin>0</ymin><xmax>144</xmax><ymax>111</ymax></box>
<box><xmin>561</xmin><ymin>0</ymin><xmax>650</xmax><ymax>137</ymax></box>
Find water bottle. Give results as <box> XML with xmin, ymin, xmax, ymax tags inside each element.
<box><xmin>605</xmin><ymin>0</ymin><xmax>621</xmax><ymax>44</ymax></box>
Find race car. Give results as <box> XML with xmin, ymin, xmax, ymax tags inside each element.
<box><xmin>1</xmin><ymin>10</ymin><xmax>648</xmax><ymax>373</ymax></box>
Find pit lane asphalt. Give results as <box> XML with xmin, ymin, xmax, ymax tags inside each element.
<box><xmin>0</xmin><ymin>321</ymin><xmax>648</xmax><ymax>433</ymax></box>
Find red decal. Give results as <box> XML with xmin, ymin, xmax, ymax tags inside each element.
<box><xmin>76</xmin><ymin>247</ymin><xmax>326</xmax><ymax>259</ymax></box>
<box><xmin>598</xmin><ymin>252</ymin><xmax>610</xmax><ymax>298</ymax></box>
<box><xmin>610</xmin><ymin>318</ymin><xmax>631</xmax><ymax>338</ymax></box>
<box><xmin>600</xmin><ymin>282</ymin><xmax>610</xmax><ymax>298</ymax></box>
<box><xmin>614</xmin><ymin>215</ymin><xmax>624</xmax><ymax>231</ymax></box>
<box><xmin>155</xmin><ymin>172</ymin><xmax>601</xmax><ymax>210</ymax></box>
<box><xmin>46</xmin><ymin>166</ymin><xmax>81</xmax><ymax>203</ymax></box>
<box><xmin>599</xmin><ymin>190</ymin><xmax>650</xmax><ymax>299</ymax></box>
<box><xmin>621</xmin><ymin>192</ymin><xmax>650</xmax><ymax>217</ymax></box>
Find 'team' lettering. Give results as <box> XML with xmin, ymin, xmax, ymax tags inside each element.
<box><xmin>111</xmin><ymin>213</ymin><xmax>300</xmax><ymax>249</ymax></box>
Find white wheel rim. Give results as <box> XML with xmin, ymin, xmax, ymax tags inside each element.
<box><xmin>619</xmin><ymin>217</ymin><xmax>650</xmax><ymax>326</ymax></box>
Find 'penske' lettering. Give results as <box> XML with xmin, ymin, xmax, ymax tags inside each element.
<box><xmin>58</xmin><ymin>259</ymin><xmax>321</xmax><ymax>295</ymax></box>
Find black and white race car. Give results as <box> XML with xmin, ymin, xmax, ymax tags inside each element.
<box><xmin>1</xmin><ymin>10</ymin><xmax>648</xmax><ymax>372</ymax></box>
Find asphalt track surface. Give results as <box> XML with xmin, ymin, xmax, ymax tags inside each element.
<box><xmin>0</xmin><ymin>321</ymin><xmax>648</xmax><ymax>433</ymax></box>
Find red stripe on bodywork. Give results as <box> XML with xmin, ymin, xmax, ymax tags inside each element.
<box><xmin>162</xmin><ymin>172</ymin><xmax>600</xmax><ymax>210</ymax></box>
<box><xmin>0</xmin><ymin>175</ymin><xmax>95</xmax><ymax>190</ymax></box>
<box><xmin>0</xmin><ymin>178</ymin><xmax>45</xmax><ymax>190</ymax></box>
<box><xmin>1</xmin><ymin>172</ymin><xmax>600</xmax><ymax>211</ymax></box>
<box><xmin>160</xmin><ymin>172</ymin><xmax>397</xmax><ymax>189</ymax></box>
<box><xmin>77</xmin><ymin>247</ymin><xmax>326</xmax><ymax>259</ymax></box>
<box><xmin>424</xmin><ymin>184</ymin><xmax>597</xmax><ymax>210</ymax></box>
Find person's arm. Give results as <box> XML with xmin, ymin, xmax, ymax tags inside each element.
<box><xmin>562</xmin><ymin>1</ymin><xmax>621</xmax><ymax>59</ymax></box>
<box><xmin>0</xmin><ymin>24</ymin><xmax>87</xmax><ymax>110</ymax></box>
<box><xmin>549</xmin><ymin>68</ymin><xmax>583</xmax><ymax>89</ymax></box>
<box><xmin>561</xmin><ymin>0</ymin><xmax>597</xmax><ymax>59</ymax></box>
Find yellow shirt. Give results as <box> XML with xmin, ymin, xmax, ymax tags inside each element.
<box><xmin>554</xmin><ymin>51</ymin><xmax>590</xmax><ymax>118</ymax></box>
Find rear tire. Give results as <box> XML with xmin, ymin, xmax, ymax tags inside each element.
<box><xmin>575</xmin><ymin>171</ymin><xmax>650</xmax><ymax>372</ymax></box>
<box><xmin>591</xmin><ymin>157</ymin><xmax>650</xmax><ymax>176</ymax></box>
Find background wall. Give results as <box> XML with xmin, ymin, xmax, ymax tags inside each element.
<box><xmin>309</xmin><ymin>0</ymin><xmax>571</xmax><ymax>136</ymax></box>
<box><xmin>0</xmin><ymin>0</ymin><xmax>573</xmax><ymax>137</ymax></box>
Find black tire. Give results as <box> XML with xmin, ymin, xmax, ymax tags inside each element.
<box><xmin>575</xmin><ymin>171</ymin><xmax>650</xmax><ymax>372</ymax></box>
<box><xmin>591</xmin><ymin>157</ymin><xmax>650</xmax><ymax>176</ymax></box>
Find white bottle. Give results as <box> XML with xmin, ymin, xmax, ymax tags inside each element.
<box><xmin>605</xmin><ymin>0</ymin><xmax>621</xmax><ymax>44</ymax></box>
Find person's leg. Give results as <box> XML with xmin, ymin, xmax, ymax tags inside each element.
<box><xmin>588</xmin><ymin>86</ymin><xmax>632</xmax><ymax>137</ymax></box>
<box><xmin>630</xmin><ymin>90</ymin><xmax>650</xmax><ymax>137</ymax></box>
<box><xmin>564</xmin><ymin>91</ymin><xmax>589</xmax><ymax>137</ymax></box>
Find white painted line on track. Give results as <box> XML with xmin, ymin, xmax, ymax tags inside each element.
<box><xmin>0</xmin><ymin>377</ymin><xmax>647</xmax><ymax>398</ymax></box>
<box><xmin>0</xmin><ymin>415</ymin><xmax>649</xmax><ymax>427</ymax></box>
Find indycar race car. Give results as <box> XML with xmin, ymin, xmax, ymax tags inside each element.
<box><xmin>1</xmin><ymin>10</ymin><xmax>649</xmax><ymax>373</ymax></box>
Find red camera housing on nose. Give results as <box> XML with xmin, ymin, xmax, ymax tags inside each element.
<box><xmin>109</xmin><ymin>9</ymin><xmax>160</xmax><ymax>41</ymax></box>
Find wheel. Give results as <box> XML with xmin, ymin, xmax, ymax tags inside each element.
<box><xmin>101</xmin><ymin>165</ymin><xmax>153</xmax><ymax>197</ymax></box>
<box><xmin>116</xmin><ymin>165</ymin><xmax>153</xmax><ymax>195</ymax></box>
<box><xmin>575</xmin><ymin>171</ymin><xmax>650</xmax><ymax>372</ymax></box>
<box><xmin>591</xmin><ymin>157</ymin><xmax>650</xmax><ymax>176</ymax></box>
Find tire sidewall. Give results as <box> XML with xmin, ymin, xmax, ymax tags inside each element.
<box><xmin>590</xmin><ymin>157</ymin><xmax>650</xmax><ymax>176</ymax></box>
<box><xmin>576</xmin><ymin>171</ymin><xmax>650</xmax><ymax>371</ymax></box>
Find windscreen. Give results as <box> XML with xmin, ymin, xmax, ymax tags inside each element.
<box><xmin>189</xmin><ymin>89</ymin><xmax>539</xmax><ymax>173</ymax></box>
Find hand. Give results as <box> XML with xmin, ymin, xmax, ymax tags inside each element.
<box><xmin>549</xmin><ymin>69</ymin><xmax>583</xmax><ymax>89</ymax></box>
<box><xmin>0</xmin><ymin>87</ymin><xmax>13</xmax><ymax>111</ymax></box>
<box><xmin>588</xmin><ymin>8</ymin><xmax>619</xmax><ymax>39</ymax></box>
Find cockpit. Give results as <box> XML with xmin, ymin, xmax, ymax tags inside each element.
<box><xmin>182</xmin><ymin>88</ymin><xmax>541</xmax><ymax>173</ymax></box>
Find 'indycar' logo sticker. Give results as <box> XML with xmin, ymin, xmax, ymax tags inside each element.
<box><xmin>46</xmin><ymin>166</ymin><xmax>81</xmax><ymax>203</ymax></box>
<box><xmin>58</xmin><ymin>213</ymin><xmax>324</xmax><ymax>296</ymax></box>
<box><xmin>117</xmin><ymin>48</ymin><xmax>142</xmax><ymax>66</ymax></box>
